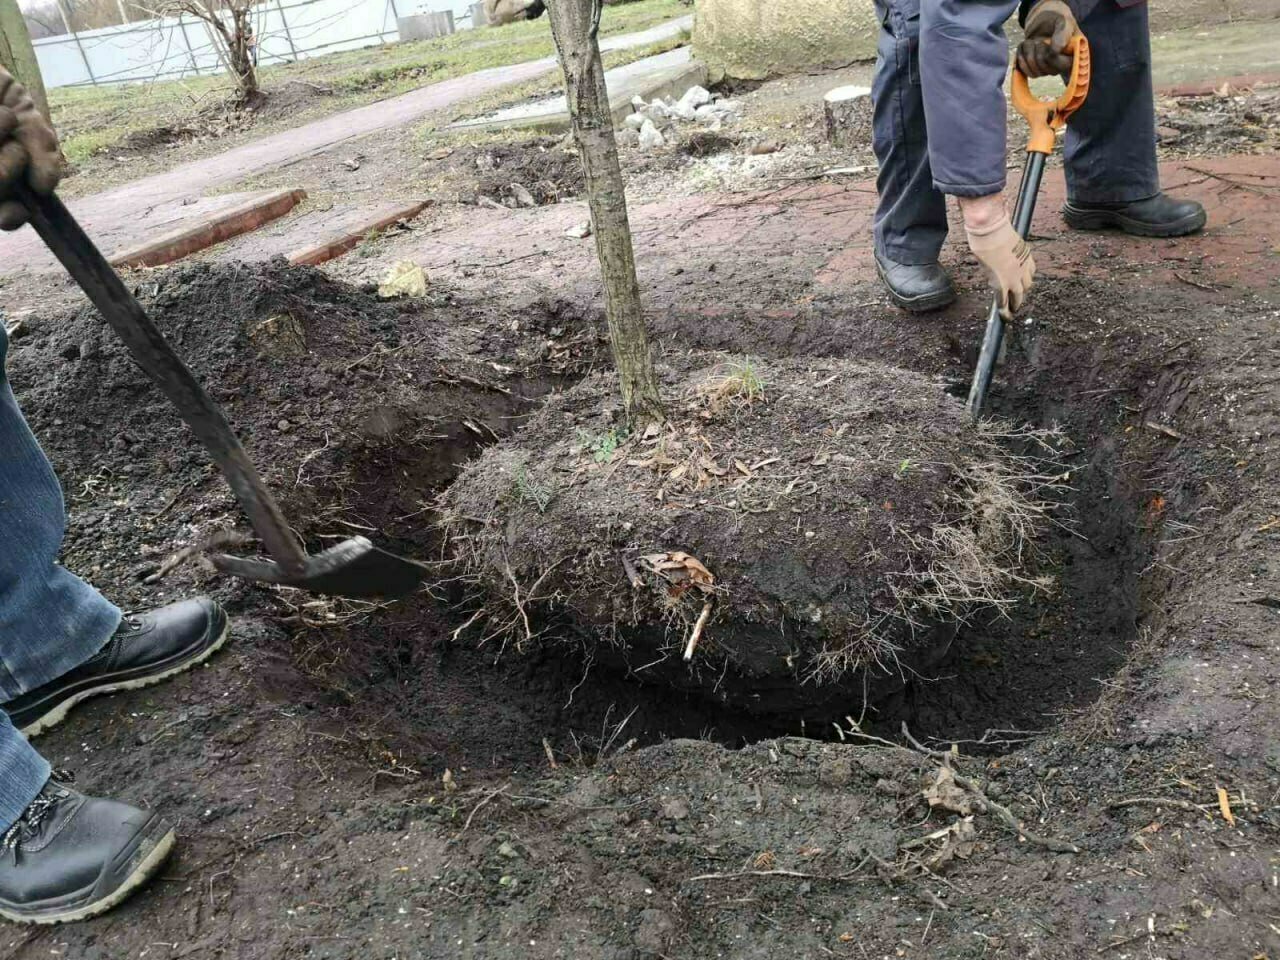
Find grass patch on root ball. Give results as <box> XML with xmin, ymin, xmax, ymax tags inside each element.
<box><xmin>442</xmin><ymin>353</ymin><xmax>1067</xmax><ymax>717</ymax></box>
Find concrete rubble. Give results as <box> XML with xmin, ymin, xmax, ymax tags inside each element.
<box><xmin>620</xmin><ymin>85</ymin><xmax>743</xmax><ymax>151</ymax></box>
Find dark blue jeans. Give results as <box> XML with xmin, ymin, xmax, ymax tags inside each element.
<box><xmin>0</xmin><ymin>324</ymin><xmax>120</xmax><ymax>831</ymax></box>
<box><xmin>871</xmin><ymin>0</ymin><xmax>1160</xmax><ymax>263</ymax></box>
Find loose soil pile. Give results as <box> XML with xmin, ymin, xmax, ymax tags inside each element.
<box><xmin>445</xmin><ymin>354</ymin><xmax>1061</xmax><ymax>717</ymax></box>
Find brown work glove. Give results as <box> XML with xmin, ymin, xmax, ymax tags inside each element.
<box><xmin>0</xmin><ymin>68</ymin><xmax>64</xmax><ymax>231</ymax></box>
<box><xmin>1017</xmin><ymin>0</ymin><xmax>1079</xmax><ymax>79</ymax></box>
<box><xmin>965</xmin><ymin>210</ymin><xmax>1037</xmax><ymax>320</ymax></box>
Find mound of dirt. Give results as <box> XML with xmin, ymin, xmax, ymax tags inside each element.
<box><xmin>444</xmin><ymin>353</ymin><xmax>1062</xmax><ymax>717</ymax></box>
<box><xmin>470</xmin><ymin>138</ymin><xmax>586</xmax><ymax>206</ymax></box>
<box><xmin>13</xmin><ymin>260</ymin><xmax>601</xmax><ymax>592</ymax></box>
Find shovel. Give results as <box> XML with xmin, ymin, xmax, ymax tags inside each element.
<box><xmin>16</xmin><ymin>185</ymin><xmax>425</xmax><ymax>600</ymax></box>
<box><xmin>965</xmin><ymin>32</ymin><xmax>1091</xmax><ymax>420</ymax></box>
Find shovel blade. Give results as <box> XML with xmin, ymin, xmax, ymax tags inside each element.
<box><xmin>211</xmin><ymin>536</ymin><xmax>425</xmax><ymax>599</ymax></box>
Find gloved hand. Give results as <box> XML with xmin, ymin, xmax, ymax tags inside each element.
<box><xmin>965</xmin><ymin>209</ymin><xmax>1036</xmax><ymax>320</ymax></box>
<box><xmin>1017</xmin><ymin>0</ymin><xmax>1079</xmax><ymax>79</ymax></box>
<box><xmin>0</xmin><ymin>69</ymin><xmax>63</xmax><ymax>232</ymax></box>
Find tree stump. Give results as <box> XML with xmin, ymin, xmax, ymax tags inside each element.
<box><xmin>824</xmin><ymin>85</ymin><xmax>873</xmax><ymax>148</ymax></box>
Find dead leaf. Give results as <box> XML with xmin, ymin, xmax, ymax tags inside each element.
<box><xmin>638</xmin><ymin>551</ymin><xmax>717</xmax><ymax>599</ymax></box>
<box><xmin>922</xmin><ymin>817</ymin><xmax>976</xmax><ymax>873</ymax></box>
<box><xmin>1217</xmin><ymin>786</ymin><xmax>1236</xmax><ymax>826</ymax></box>
<box><xmin>923</xmin><ymin>766</ymin><xmax>972</xmax><ymax>815</ymax></box>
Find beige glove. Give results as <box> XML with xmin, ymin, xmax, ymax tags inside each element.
<box><xmin>965</xmin><ymin>211</ymin><xmax>1036</xmax><ymax>319</ymax></box>
<box><xmin>0</xmin><ymin>69</ymin><xmax>64</xmax><ymax>232</ymax></box>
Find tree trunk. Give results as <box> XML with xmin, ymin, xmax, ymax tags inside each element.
<box><xmin>823</xmin><ymin>85</ymin><xmax>873</xmax><ymax>148</ymax></box>
<box><xmin>0</xmin><ymin>0</ymin><xmax>50</xmax><ymax>120</ymax></box>
<box><xmin>546</xmin><ymin>0</ymin><xmax>665</xmax><ymax>429</ymax></box>
<box><xmin>226</xmin><ymin>6</ymin><xmax>258</xmax><ymax>98</ymax></box>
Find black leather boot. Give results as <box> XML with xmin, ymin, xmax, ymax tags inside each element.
<box><xmin>874</xmin><ymin>251</ymin><xmax>957</xmax><ymax>313</ymax></box>
<box><xmin>5</xmin><ymin>598</ymin><xmax>228</xmax><ymax>737</ymax></box>
<box><xmin>0</xmin><ymin>777</ymin><xmax>175</xmax><ymax>924</ymax></box>
<box><xmin>1063</xmin><ymin>192</ymin><xmax>1207</xmax><ymax>237</ymax></box>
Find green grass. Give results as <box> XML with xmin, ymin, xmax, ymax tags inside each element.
<box><xmin>50</xmin><ymin>0</ymin><xmax>688</xmax><ymax>168</ymax></box>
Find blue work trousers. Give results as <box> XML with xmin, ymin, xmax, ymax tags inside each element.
<box><xmin>871</xmin><ymin>0</ymin><xmax>1159</xmax><ymax>263</ymax></box>
<box><xmin>0</xmin><ymin>324</ymin><xmax>120</xmax><ymax>832</ymax></box>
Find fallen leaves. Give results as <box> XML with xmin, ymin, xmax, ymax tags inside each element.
<box><xmin>638</xmin><ymin>552</ymin><xmax>718</xmax><ymax>661</ymax></box>
<box><xmin>923</xmin><ymin>767</ymin><xmax>973</xmax><ymax>816</ymax></box>
<box><xmin>640</xmin><ymin>551</ymin><xmax>716</xmax><ymax>600</ymax></box>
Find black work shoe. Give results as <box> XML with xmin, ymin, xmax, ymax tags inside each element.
<box><xmin>0</xmin><ymin>776</ymin><xmax>175</xmax><ymax>924</ymax></box>
<box><xmin>1062</xmin><ymin>192</ymin><xmax>1207</xmax><ymax>237</ymax></box>
<box><xmin>5</xmin><ymin>598</ymin><xmax>228</xmax><ymax>738</ymax></box>
<box><xmin>874</xmin><ymin>251</ymin><xmax>957</xmax><ymax>313</ymax></box>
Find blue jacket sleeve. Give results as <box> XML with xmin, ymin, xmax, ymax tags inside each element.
<box><xmin>920</xmin><ymin>0</ymin><xmax>1021</xmax><ymax>197</ymax></box>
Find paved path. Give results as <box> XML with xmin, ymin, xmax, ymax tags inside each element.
<box><xmin>330</xmin><ymin>155</ymin><xmax>1280</xmax><ymax>316</ymax></box>
<box><xmin>0</xmin><ymin>15</ymin><xmax>693</xmax><ymax>276</ymax></box>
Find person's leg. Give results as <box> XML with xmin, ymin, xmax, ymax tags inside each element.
<box><xmin>1063</xmin><ymin>1</ymin><xmax>1157</xmax><ymax>203</ymax></box>
<box><xmin>0</xmin><ymin>326</ymin><xmax>121</xmax><ymax>708</ymax></box>
<box><xmin>1062</xmin><ymin>1</ymin><xmax>1205</xmax><ymax>235</ymax></box>
<box><xmin>871</xmin><ymin>0</ymin><xmax>949</xmax><ymax>265</ymax></box>
<box><xmin>0</xmin><ymin>712</ymin><xmax>49</xmax><ymax>835</ymax></box>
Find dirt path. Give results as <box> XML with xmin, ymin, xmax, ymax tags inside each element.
<box><xmin>0</xmin><ymin>16</ymin><xmax>693</xmax><ymax>278</ymax></box>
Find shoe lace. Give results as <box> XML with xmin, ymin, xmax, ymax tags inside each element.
<box><xmin>1</xmin><ymin>771</ymin><xmax>75</xmax><ymax>860</ymax></box>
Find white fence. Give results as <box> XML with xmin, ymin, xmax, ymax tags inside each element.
<box><xmin>33</xmin><ymin>0</ymin><xmax>483</xmax><ymax>89</ymax></box>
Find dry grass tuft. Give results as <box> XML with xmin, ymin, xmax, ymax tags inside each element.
<box><xmin>695</xmin><ymin>359</ymin><xmax>766</xmax><ymax>411</ymax></box>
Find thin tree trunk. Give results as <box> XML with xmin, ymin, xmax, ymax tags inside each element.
<box><xmin>225</xmin><ymin>5</ymin><xmax>257</xmax><ymax>97</ymax></box>
<box><xmin>0</xmin><ymin>0</ymin><xmax>51</xmax><ymax>120</ymax></box>
<box><xmin>545</xmin><ymin>0</ymin><xmax>664</xmax><ymax>429</ymax></box>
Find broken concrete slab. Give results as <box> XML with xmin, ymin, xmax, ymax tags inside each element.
<box><xmin>108</xmin><ymin>189</ymin><xmax>307</xmax><ymax>269</ymax></box>
<box><xmin>449</xmin><ymin>47</ymin><xmax>707</xmax><ymax>136</ymax></box>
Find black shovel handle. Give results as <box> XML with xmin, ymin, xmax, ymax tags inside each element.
<box><xmin>16</xmin><ymin>184</ymin><xmax>309</xmax><ymax>574</ymax></box>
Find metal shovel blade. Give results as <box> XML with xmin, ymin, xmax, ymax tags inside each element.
<box><xmin>211</xmin><ymin>537</ymin><xmax>425</xmax><ymax>599</ymax></box>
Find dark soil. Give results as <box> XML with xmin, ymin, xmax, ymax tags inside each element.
<box><xmin>466</xmin><ymin>138</ymin><xmax>587</xmax><ymax>207</ymax></box>
<box><xmin>3</xmin><ymin>249</ymin><xmax>1279</xmax><ymax>960</ymax></box>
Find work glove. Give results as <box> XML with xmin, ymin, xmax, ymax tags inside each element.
<box><xmin>1017</xmin><ymin>0</ymin><xmax>1079</xmax><ymax>79</ymax></box>
<box><xmin>965</xmin><ymin>210</ymin><xmax>1036</xmax><ymax>320</ymax></box>
<box><xmin>0</xmin><ymin>68</ymin><xmax>63</xmax><ymax>232</ymax></box>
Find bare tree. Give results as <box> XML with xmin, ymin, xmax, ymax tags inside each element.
<box><xmin>0</xmin><ymin>0</ymin><xmax>49</xmax><ymax>119</ymax></box>
<box><xmin>545</xmin><ymin>0</ymin><xmax>665</xmax><ymax>429</ymax></box>
<box><xmin>147</xmin><ymin>0</ymin><xmax>259</xmax><ymax>98</ymax></box>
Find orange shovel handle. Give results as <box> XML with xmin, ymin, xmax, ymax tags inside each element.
<box><xmin>1010</xmin><ymin>32</ymin><xmax>1091</xmax><ymax>154</ymax></box>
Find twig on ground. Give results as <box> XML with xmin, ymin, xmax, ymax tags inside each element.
<box><xmin>687</xmin><ymin>857</ymin><xmax>871</xmax><ymax>884</ymax></box>
<box><xmin>1172</xmin><ymin>271</ymin><xmax>1219</xmax><ymax>291</ymax></box>
<box><xmin>948</xmin><ymin>769</ymin><xmax>1081</xmax><ymax>854</ymax></box>
<box><xmin>459</xmin><ymin>784</ymin><xmax>510</xmax><ymax>835</ymax></box>
<box><xmin>1107</xmin><ymin>797</ymin><xmax>1214</xmax><ymax>814</ymax></box>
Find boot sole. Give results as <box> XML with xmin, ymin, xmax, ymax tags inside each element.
<box><xmin>875</xmin><ymin>262</ymin><xmax>957</xmax><ymax>314</ymax></box>
<box><xmin>0</xmin><ymin>817</ymin><xmax>175</xmax><ymax>925</ymax></box>
<box><xmin>1062</xmin><ymin>204</ymin><xmax>1207</xmax><ymax>238</ymax></box>
<box><xmin>17</xmin><ymin>618</ymin><xmax>229</xmax><ymax>739</ymax></box>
